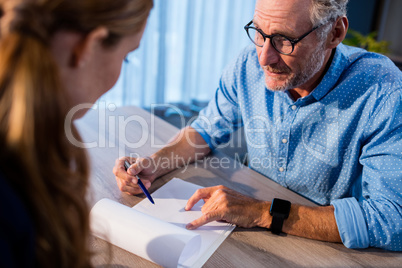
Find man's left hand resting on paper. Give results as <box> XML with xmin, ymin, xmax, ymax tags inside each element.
<box><xmin>184</xmin><ymin>185</ymin><xmax>271</xmax><ymax>230</ymax></box>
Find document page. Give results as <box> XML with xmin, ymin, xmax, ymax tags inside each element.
<box><xmin>90</xmin><ymin>178</ymin><xmax>235</xmax><ymax>268</ymax></box>
<box><xmin>134</xmin><ymin>178</ymin><xmax>235</xmax><ymax>268</ymax></box>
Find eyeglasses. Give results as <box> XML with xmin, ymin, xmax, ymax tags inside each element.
<box><xmin>244</xmin><ymin>20</ymin><xmax>322</xmax><ymax>55</ymax></box>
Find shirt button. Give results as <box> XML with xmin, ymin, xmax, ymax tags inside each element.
<box><xmin>291</xmin><ymin>105</ymin><xmax>297</xmax><ymax>110</ymax></box>
<box><xmin>282</xmin><ymin>138</ymin><xmax>288</xmax><ymax>144</ymax></box>
<box><xmin>279</xmin><ymin>167</ymin><xmax>285</xmax><ymax>172</ymax></box>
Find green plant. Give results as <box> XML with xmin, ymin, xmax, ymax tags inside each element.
<box><xmin>343</xmin><ymin>29</ymin><xmax>390</xmax><ymax>54</ymax></box>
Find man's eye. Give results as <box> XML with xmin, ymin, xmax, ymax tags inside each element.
<box><xmin>273</xmin><ymin>36</ymin><xmax>292</xmax><ymax>46</ymax></box>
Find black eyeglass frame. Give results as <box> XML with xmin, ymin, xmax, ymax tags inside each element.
<box><xmin>244</xmin><ymin>20</ymin><xmax>322</xmax><ymax>55</ymax></box>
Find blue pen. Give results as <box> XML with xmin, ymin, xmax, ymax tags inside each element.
<box><xmin>124</xmin><ymin>160</ymin><xmax>155</xmax><ymax>204</ymax></box>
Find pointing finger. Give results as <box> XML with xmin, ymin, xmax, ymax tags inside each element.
<box><xmin>186</xmin><ymin>211</ymin><xmax>221</xmax><ymax>230</ymax></box>
<box><xmin>185</xmin><ymin>187</ymin><xmax>213</xmax><ymax>211</ymax></box>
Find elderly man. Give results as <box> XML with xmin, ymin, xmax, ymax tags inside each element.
<box><xmin>114</xmin><ymin>0</ymin><xmax>402</xmax><ymax>251</ymax></box>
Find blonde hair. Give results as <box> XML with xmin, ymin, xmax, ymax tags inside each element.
<box><xmin>0</xmin><ymin>0</ymin><xmax>152</xmax><ymax>267</ymax></box>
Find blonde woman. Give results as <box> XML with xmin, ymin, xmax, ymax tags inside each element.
<box><xmin>0</xmin><ymin>0</ymin><xmax>152</xmax><ymax>267</ymax></box>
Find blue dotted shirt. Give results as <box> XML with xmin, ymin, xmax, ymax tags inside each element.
<box><xmin>191</xmin><ymin>43</ymin><xmax>402</xmax><ymax>251</ymax></box>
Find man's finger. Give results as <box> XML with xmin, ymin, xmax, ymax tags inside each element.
<box><xmin>185</xmin><ymin>187</ymin><xmax>214</xmax><ymax>211</ymax></box>
<box><xmin>122</xmin><ymin>186</ymin><xmax>143</xmax><ymax>196</ymax></box>
<box><xmin>186</xmin><ymin>211</ymin><xmax>220</xmax><ymax>230</ymax></box>
<box><xmin>127</xmin><ymin>162</ymin><xmax>142</xmax><ymax>176</ymax></box>
<box><xmin>185</xmin><ymin>185</ymin><xmax>226</xmax><ymax>211</ymax></box>
<box><xmin>114</xmin><ymin>158</ymin><xmax>127</xmax><ymax>175</ymax></box>
<box><xmin>127</xmin><ymin>157</ymin><xmax>149</xmax><ymax>176</ymax></box>
<box><xmin>117</xmin><ymin>179</ymin><xmax>143</xmax><ymax>195</ymax></box>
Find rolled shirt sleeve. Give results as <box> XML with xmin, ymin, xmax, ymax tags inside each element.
<box><xmin>333</xmin><ymin>88</ymin><xmax>402</xmax><ymax>251</ymax></box>
<box><xmin>331</xmin><ymin>197</ymin><xmax>369</xmax><ymax>248</ymax></box>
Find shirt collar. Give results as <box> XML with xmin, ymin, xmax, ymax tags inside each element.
<box><xmin>310</xmin><ymin>43</ymin><xmax>350</xmax><ymax>101</ymax></box>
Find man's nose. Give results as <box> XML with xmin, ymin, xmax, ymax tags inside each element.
<box><xmin>258</xmin><ymin>39</ymin><xmax>281</xmax><ymax>66</ymax></box>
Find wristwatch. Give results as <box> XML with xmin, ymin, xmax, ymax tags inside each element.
<box><xmin>269</xmin><ymin>198</ymin><xmax>291</xmax><ymax>235</ymax></box>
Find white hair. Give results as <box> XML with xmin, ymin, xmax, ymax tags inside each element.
<box><xmin>310</xmin><ymin>0</ymin><xmax>349</xmax><ymax>40</ymax></box>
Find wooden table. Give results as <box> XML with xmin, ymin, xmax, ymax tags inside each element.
<box><xmin>75</xmin><ymin>105</ymin><xmax>402</xmax><ymax>267</ymax></box>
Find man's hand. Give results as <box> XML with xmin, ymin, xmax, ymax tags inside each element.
<box><xmin>113</xmin><ymin>156</ymin><xmax>157</xmax><ymax>195</ymax></box>
<box><xmin>184</xmin><ymin>185</ymin><xmax>342</xmax><ymax>243</ymax></box>
<box><xmin>185</xmin><ymin>185</ymin><xmax>271</xmax><ymax>230</ymax></box>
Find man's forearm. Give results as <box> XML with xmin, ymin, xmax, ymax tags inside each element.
<box><xmin>259</xmin><ymin>203</ymin><xmax>341</xmax><ymax>242</ymax></box>
<box><xmin>285</xmin><ymin>205</ymin><xmax>341</xmax><ymax>242</ymax></box>
<box><xmin>150</xmin><ymin>126</ymin><xmax>211</xmax><ymax>178</ymax></box>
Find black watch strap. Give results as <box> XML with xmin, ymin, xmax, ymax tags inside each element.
<box><xmin>271</xmin><ymin>213</ymin><xmax>286</xmax><ymax>235</ymax></box>
<box><xmin>270</xmin><ymin>198</ymin><xmax>291</xmax><ymax>235</ymax></box>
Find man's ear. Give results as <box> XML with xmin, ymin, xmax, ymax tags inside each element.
<box><xmin>326</xmin><ymin>16</ymin><xmax>348</xmax><ymax>49</ymax></box>
<box><xmin>71</xmin><ymin>26</ymin><xmax>109</xmax><ymax>68</ymax></box>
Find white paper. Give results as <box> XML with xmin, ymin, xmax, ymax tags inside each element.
<box><xmin>90</xmin><ymin>178</ymin><xmax>235</xmax><ymax>268</ymax></box>
<box><xmin>134</xmin><ymin>178</ymin><xmax>235</xmax><ymax>268</ymax></box>
<box><xmin>91</xmin><ymin>198</ymin><xmax>201</xmax><ymax>267</ymax></box>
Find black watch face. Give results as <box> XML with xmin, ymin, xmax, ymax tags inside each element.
<box><xmin>270</xmin><ymin>198</ymin><xmax>291</xmax><ymax>215</ymax></box>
